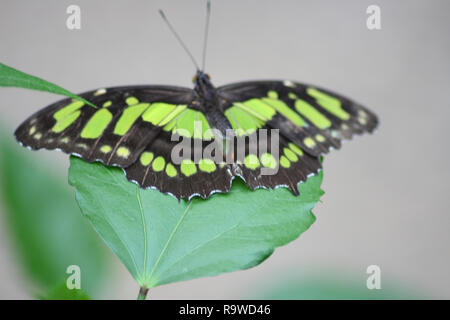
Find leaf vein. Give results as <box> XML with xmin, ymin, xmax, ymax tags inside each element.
<box><xmin>136</xmin><ymin>188</ymin><xmax>148</xmax><ymax>278</ymax></box>
<box><xmin>145</xmin><ymin>201</ymin><xmax>193</xmax><ymax>286</ymax></box>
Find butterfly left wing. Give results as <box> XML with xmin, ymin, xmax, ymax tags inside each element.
<box><xmin>15</xmin><ymin>85</ymin><xmax>195</xmax><ymax>167</ymax></box>
<box><xmin>217</xmin><ymin>80</ymin><xmax>378</xmax><ymax>157</ymax></box>
<box><xmin>15</xmin><ymin>85</ymin><xmax>236</xmax><ymax>200</ymax></box>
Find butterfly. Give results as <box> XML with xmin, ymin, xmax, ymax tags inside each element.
<box><xmin>14</xmin><ymin>72</ymin><xmax>378</xmax><ymax>200</ymax></box>
<box><xmin>14</xmin><ymin>3</ymin><xmax>378</xmax><ymax>201</ymax></box>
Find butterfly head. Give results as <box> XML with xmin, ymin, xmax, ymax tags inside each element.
<box><xmin>193</xmin><ymin>71</ymin><xmax>215</xmax><ymax>100</ymax></box>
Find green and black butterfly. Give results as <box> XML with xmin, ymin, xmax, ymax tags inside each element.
<box><xmin>14</xmin><ymin>3</ymin><xmax>378</xmax><ymax>201</ymax></box>
<box><xmin>15</xmin><ymin>76</ymin><xmax>378</xmax><ymax>200</ymax></box>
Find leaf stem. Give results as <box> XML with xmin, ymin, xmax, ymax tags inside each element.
<box><xmin>137</xmin><ymin>286</ymin><xmax>149</xmax><ymax>300</ymax></box>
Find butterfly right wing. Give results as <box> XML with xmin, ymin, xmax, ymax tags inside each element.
<box><xmin>218</xmin><ymin>80</ymin><xmax>378</xmax><ymax>157</ymax></box>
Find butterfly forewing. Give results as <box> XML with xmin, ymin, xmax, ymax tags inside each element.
<box><xmin>15</xmin><ymin>86</ymin><xmax>195</xmax><ymax>167</ymax></box>
<box><xmin>218</xmin><ymin>80</ymin><xmax>378</xmax><ymax>156</ymax></box>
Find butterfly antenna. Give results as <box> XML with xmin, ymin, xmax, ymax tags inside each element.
<box><xmin>201</xmin><ymin>0</ymin><xmax>211</xmax><ymax>71</ymax></box>
<box><xmin>159</xmin><ymin>9</ymin><xmax>200</xmax><ymax>71</ymax></box>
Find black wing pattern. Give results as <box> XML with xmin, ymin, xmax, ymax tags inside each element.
<box><xmin>15</xmin><ymin>85</ymin><xmax>195</xmax><ymax>167</ymax></box>
<box><xmin>15</xmin><ymin>80</ymin><xmax>378</xmax><ymax>200</ymax></box>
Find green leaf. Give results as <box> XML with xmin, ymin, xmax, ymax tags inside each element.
<box><xmin>0</xmin><ymin>132</ymin><xmax>109</xmax><ymax>298</ymax></box>
<box><xmin>0</xmin><ymin>62</ymin><xmax>96</xmax><ymax>108</ymax></box>
<box><xmin>40</xmin><ymin>282</ymin><xmax>90</xmax><ymax>300</ymax></box>
<box><xmin>68</xmin><ymin>156</ymin><xmax>323</xmax><ymax>288</ymax></box>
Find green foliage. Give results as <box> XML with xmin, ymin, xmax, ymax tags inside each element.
<box><xmin>69</xmin><ymin>156</ymin><xmax>323</xmax><ymax>288</ymax></box>
<box><xmin>0</xmin><ymin>62</ymin><xmax>96</xmax><ymax>108</ymax></box>
<box><xmin>40</xmin><ymin>282</ymin><xmax>90</xmax><ymax>300</ymax></box>
<box><xmin>0</xmin><ymin>133</ymin><xmax>109</xmax><ymax>298</ymax></box>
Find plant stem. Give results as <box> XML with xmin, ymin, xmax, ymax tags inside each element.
<box><xmin>137</xmin><ymin>286</ymin><xmax>149</xmax><ymax>300</ymax></box>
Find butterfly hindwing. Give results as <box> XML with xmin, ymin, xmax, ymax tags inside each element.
<box><xmin>123</xmin><ymin>129</ymin><xmax>321</xmax><ymax>200</ymax></box>
<box><xmin>231</xmin><ymin>130</ymin><xmax>322</xmax><ymax>195</ymax></box>
<box><xmin>125</xmin><ymin>131</ymin><xmax>233</xmax><ymax>200</ymax></box>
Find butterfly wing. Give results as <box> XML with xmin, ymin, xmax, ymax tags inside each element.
<box><xmin>217</xmin><ymin>80</ymin><xmax>378</xmax><ymax>156</ymax></box>
<box><xmin>124</xmin><ymin>132</ymin><xmax>234</xmax><ymax>200</ymax></box>
<box><xmin>15</xmin><ymin>85</ymin><xmax>236</xmax><ymax>200</ymax></box>
<box><xmin>15</xmin><ymin>85</ymin><xmax>195</xmax><ymax>167</ymax></box>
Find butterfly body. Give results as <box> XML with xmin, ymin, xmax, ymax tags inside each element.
<box><xmin>192</xmin><ymin>71</ymin><xmax>231</xmax><ymax>137</ymax></box>
<box><xmin>15</xmin><ymin>72</ymin><xmax>378</xmax><ymax>200</ymax></box>
<box><xmin>193</xmin><ymin>71</ymin><xmax>217</xmax><ymax>102</ymax></box>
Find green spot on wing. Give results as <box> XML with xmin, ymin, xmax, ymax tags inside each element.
<box><xmin>140</xmin><ymin>152</ymin><xmax>154</xmax><ymax>166</ymax></box>
<box><xmin>169</xmin><ymin>109</ymin><xmax>212</xmax><ymax>140</ymax></box>
<box><xmin>142</xmin><ymin>102</ymin><xmax>176</xmax><ymax>125</ymax></box>
<box><xmin>180</xmin><ymin>159</ymin><xmax>197</xmax><ymax>177</ymax></box>
<box><xmin>280</xmin><ymin>155</ymin><xmax>291</xmax><ymax>168</ymax></box>
<box><xmin>307</xmin><ymin>88</ymin><xmax>350</xmax><ymax>121</ymax></box>
<box><xmin>315</xmin><ymin>134</ymin><xmax>325</xmax><ymax>142</ymax></box>
<box><xmin>225</xmin><ymin>106</ymin><xmax>259</xmax><ymax>136</ymax></box>
<box><xmin>80</xmin><ymin>109</ymin><xmax>113</xmax><ymax>139</ymax></box>
<box><xmin>52</xmin><ymin>110</ymin><xmax>81</xmax><ymax>133</ymax></box>
<box><xmin>117</xmin><ymin>146</ymin><xmax>130</xmax><ymax>158</ymax></box>
<box><xmin>244</xmin><ymin>154</ymin><xmax>260</xmax><ymax>170</ymax></box>
<box><xmin>267</xmin><ymin>90</ymin><xmax>278</xmax><ymax>99</ymax></box>
<box><xmin>152</xmin><ymin>156</ymin><xmax>165</xmax><ymax>172</ymax></box>
<box><xmin>235</xmin><ymin>100</ymin><xmax>273</xmax><ymax>122</ymax></box>
<box><xmin>114</xmin><ymin>103</ymin><xmax>150</xmax><ymax>136</ymax></box>
<box><xmin>243</xmin><ymin>98</ymin><xmax>276</xmax><ymax>119</ymax></box>
<box><xmin>295</xmin><ymin>99</ymin><xmax>332</xmax><ymax>129</ymax></box>
<box><xmin>260</xmin><ymin>153</ymin><xmax>277</xmax><ymax>169</ymax></box>
<box><xmin>54</xmin><ymin>101</ymin><xmax>84</xmax><ymax>121</ymax></box>
<box><xmin>289</xmin><ymin>143</ymin><xmax>304</xmax><ymax>156</ymax></box>
<box><xmin>303</xmin><ymin>137</ymin><xmax>316</xmax><ymax>148</ymax></box>
<box><xmin>100</xmin><ymin>145</ymin><xmax>112</xmax><ymax>154</ymax></box>
<box><xmin>262</xmin><ymin>97</ymin><xmax>307</xmax><ymax>128</ymax></box>
<box><xmin>173</xmin><ymin>109</ymin><xmax>196</xmax><ymax>138</ymax></box>
<box><xmin>126</xmin><ymin>96</ymin><xmax>139</xmax><ymax>105</ymax></box>
<box><xmin>159</xmin><ymin>105</ymin><xmax>187</xmax><ymax>127</ymax></box>
<box><xmin>165</xmin><ymin>163</ymin><xmax>177</xmax><ymax>177</ymax></box>
<box><xmin>288</xmin><ymin>92</ymin><xmax>298</xmax><ymax>100</ymax></box>
<box><xmin>198</xmin><ymin>159</ymin><xmax>216</xmax><ymax>173</ymax></box>
<box><xmin>284</xmin><ymin>148</ymin><xmax>298</xmax><ymax>162</ymax></box>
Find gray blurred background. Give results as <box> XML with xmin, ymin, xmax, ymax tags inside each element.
<box><xmin>0</xmin><ymin>0</ymin><xmax>449</xmax><ymax>299</ymax></box>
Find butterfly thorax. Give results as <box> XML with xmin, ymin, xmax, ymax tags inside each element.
<box><xmin>193</xmin><ymin>71</ymin><xmax>218</xmax><ymax>105</ymax></box>
<box><xmin>193</xmin><ymin>71</ymin><xmax>231</xmax><ymax>134</ymax></box>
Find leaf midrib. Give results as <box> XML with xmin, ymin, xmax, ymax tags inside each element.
<box><xmin>136</xmin><ymin>188</ymin><xmax>147</xmax><ymax>278</ymax></box>
<box><xmin>145</xmin><ymin>201</ymin><xmax>193</xmax><ymax>286</ymax></box>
